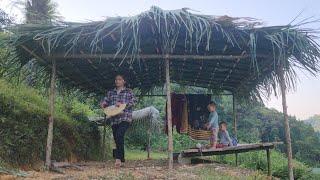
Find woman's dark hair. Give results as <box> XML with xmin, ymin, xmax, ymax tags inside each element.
<box><xmin>115</xmin><ymin>73</ymin><xmax>126</xmax><ymax>82</ymax></box>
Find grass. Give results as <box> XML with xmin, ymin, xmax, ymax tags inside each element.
<box><xmin>0</xmin><ymin>78</ymin><xmax>101</xmax><ymax>165</ymax></box>
<box><xmin>122</xmin><ymin>150</ymin><xmax>269</xmax><ymax>179</ymax></box>
<box><xmin>126</xmin><ymin>150</ymin><xmax>167</xmax><ymax>160</ymax></box>
<box><xmin>124</xmin><ymin>150</ymin><xmax>320</xmax><ymax>179</ymax></box>
<box><xmin>191</xmin><ymin>166</ymin><xmax>267</xmax><ymax>180</ymax></box>
<box><xmin>313</xmin><ymin>168</ymin><xmax>320</xmax><ymax>174</ymax></box>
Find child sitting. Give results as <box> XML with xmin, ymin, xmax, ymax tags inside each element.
<box><xmin>217</xmin><ymin>121</ymin><xmax>234</xmax><ymax>148</ymax></box>
<box><xmin>205</xmin><ymin>101</ymin><xmax>219</xmax><ymax>149</ymax></box>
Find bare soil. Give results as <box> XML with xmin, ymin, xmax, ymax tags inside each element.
<box><xmin>2</xmin><ymin>159</ymin><xmax>271</xmax><ymax>180</ymax></box>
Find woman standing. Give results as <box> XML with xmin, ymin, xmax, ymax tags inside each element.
<box><xmin>100</xmin><ymin>74</ymin><xmax>136</xmax><ymax>167</ymax></box>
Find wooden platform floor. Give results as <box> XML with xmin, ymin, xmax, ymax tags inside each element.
<box><xmin>180</xmin><ymin>142</ymin><xmax>280</xmax><ymax>157</ymax></box>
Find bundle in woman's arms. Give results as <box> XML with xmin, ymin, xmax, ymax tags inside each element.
<box><xmin>103</xmin><ymin>104</ymin><xmax>126</xmax><ymax>117</ymax></box>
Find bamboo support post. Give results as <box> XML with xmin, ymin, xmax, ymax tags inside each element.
<box><xmin>147</xmin><ymin>128</ymin><xmax>151</xmax><ymax>159</ymax></box>
<box><xmin>279</xmin><ymin>66</ymin><xmax>294</xmax><ymax>180</ymax></box>
<box><xmin>102</xmin><ymin>115</ymin><xmax>107</xmax><ymax>161</ymax></box>
<box><xmin>45</xmin><ymin>59</ymin><xmax>56</xmax><ymax>169</ymax></box>
<box><xmin>266</xmin><ymin>148</ymin><xmax>271</xmax><ymax>177</ymax></box>
<box><xmin>235</xmin><ymin>153</ymin><xmax>238</xmax><ymax>166</ymax></box>
<box><xmin>232</xmin><ymin>93</ymin><xmax>237</xmax><ymax>138</ymax></box>
<box><xmin>165</xmin><ymin>55</ymin><xmax>174</xmax><ymax>169</ymax></box>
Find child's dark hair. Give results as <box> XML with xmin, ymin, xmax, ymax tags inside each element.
<box><xmin>219</xmin><ymin>121</ymin><xmax>227</xmax><ymax>126</ymax></box>
<box><xmin>208</xmin><ymin>101</ymin><xmax>216</xmax><ymax>107</ymax></box>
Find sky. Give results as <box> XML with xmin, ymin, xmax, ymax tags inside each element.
<box><xmin>1</xmin><ymin>0</ymin><xmax>320</xmax><ymax>120</ymax></box>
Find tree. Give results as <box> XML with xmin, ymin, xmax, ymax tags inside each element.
<box><xmin>0</xmin><ymin>8</ymin><xmax>13</xmax><ymax>31</ymax></box>
<box><xmin>25</xmin><ymin>0</ymin><xmax>59</xmax><ymax>24</ymax></box>
<box><xmin>23</xmin><ymin>0</ymin><xmax>60</xmax><ymax>169</ymax></box>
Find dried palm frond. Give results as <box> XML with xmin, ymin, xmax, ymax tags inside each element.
<box><xmin>5</xmin><ymin>6</ymin><xmax>320</xmax><ymax>102</ymax></box>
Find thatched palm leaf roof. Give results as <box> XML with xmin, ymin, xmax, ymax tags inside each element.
<box><xmin>8</xmin><ymin>6</ymin><xmax>320</xmax><ymax>100</ymax></box>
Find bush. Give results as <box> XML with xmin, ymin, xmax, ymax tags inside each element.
<box><xmin>0</xmin><ymin>79</ymin><xmax>101</xmax><ymax>166</ymax></box>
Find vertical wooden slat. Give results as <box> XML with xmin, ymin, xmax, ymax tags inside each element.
<box><xmin>165</xmin><ymin>56</ymin><xmax>173</xmax><ymax>169</ymax></box>
<box><xmin>279</xmin><ymin>66</ymin><xmax>294</xmax><ymax>180</ymax></box>
<box><xmin>45</xmin><ymin>59</ymin><xmax>56</xmax><ymax>169</ymax></box>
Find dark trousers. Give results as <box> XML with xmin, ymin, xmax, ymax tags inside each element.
<box><xmin>112</xmin><ymin>121</ymin><xmax>130</xmax><ymax>162</ymax></box>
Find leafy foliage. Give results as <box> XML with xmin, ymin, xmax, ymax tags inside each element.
<box><xmin>234</xmin><ymin>103</ymin><xmax>320</xmax><ymax>166</ymax></box>
<box><xmin>0</xmin><ymin>9</ymin><xmax>13</xmax><ymax>30</ymax></box>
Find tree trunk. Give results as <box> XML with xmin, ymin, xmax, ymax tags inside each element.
<box><xmin>45</xmin><ymin>59</ymin><xmax>56</xmax><ymax>169</ymax></box>
<box><xmin>279</xmin><ymin>67</ymin><xmax>294</xmax><ymax>180</ymax></box>
<box><xmin>165</xmin><ymin>56</ymin><xmax>173</xmax><ymax>169</ymax></box>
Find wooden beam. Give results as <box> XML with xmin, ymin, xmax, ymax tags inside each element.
<box><xmin>135</xmin><ymin>93</ymin><xmax>234</xmax><ymax>97</ymax></box>
<box><xmin>21</xmin><ymin>45</ymin><xmax>48</xmax><ymax>65</ymax></box>
<box><xmin>65</xmin><ymin>60</ymin><xmax>103</xmax><ymax>92</ymax></box>
<box><xmin>20</xmin><ymin>45</ymin><xmax>80</xmax><ymax>88</ymax></box>
<box><xmin>80</xmin><ymin>50</ymin><xmax>110</xmax><ymax>82</ymax></box>
<box><xmin>279</xmin><ymin>66</ymin><xmax>294</xmax><ymax>180</ymax></box>
<box><xmin>165</xmin><ymin>55</ymin><xmax>174</xmax><ymax>170</ymax></box>
<box><xmin>45</xmin><ymin>59</ymin><xmax>56</xmax><ymax>169</ymax></box>
<box><xmin>47</xmin><ymin>54</ymin><xmax>268</xmax><ymax>61</ymax></box>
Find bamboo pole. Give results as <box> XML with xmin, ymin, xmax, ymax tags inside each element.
<box><xmin>165</xmin><ymin>55</ymin><xmax>174</xmax><ymax>169</ymax></box>
<box><xmin>232</xmin><ymin>94</ymin><xmax>237</xmax><ymax>138</ymax></box>
<box><xmin>47</xmin><ymin>53</ymin><xmax>269</xmax><ymax>61</ymax></box>
<box><xmin>266</xmin><ymin>149</ymin><xmax>271</xmax><ymax>177</ymax></box>
<box><xmin>279</xmin><ymin>66</ymin><xmax>294</xmax><ymax>180</ymax></box>
<box><xmin>147</xmin><ymin>128</ymin><xmax>151</xmax><ymax>159</ymax></box>
<box><xmin>233</xmin><ymin>94</ymin><xmax>238</xmax><ymax>167</ymax></box>
<box><xmin>102</xmin><ymin>115</ymin><xmax>107</xmax><ymax>161</ymax></box>
<box><xmin>45</xmin><ymin>59</ymin><xmax>56</xmax><ymax>169</ymax></box>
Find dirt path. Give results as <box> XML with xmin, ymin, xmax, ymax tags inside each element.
<box><xmin>8</xmin><ymin>160</ymin><xmax>270</xmax><ymax>180</ymax></box>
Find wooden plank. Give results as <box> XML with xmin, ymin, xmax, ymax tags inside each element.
<box><xmin>180</xmin><ymin>143</ymin><xmax>277</xmax><ymax>157</ymax></box>
<box><xmin>183</xmin><ymin>143</ymin><xmax>275</xmax><ymax>153</ymax></box>
<box><xmin>165</xmin><ymin>56</ymin><xmax>173</xmax><ymax>169</ymax></box>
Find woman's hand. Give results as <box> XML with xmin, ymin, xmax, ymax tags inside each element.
<box><xmin>100</xmin><ymin>101</ymin><xmax>108</xmax><ymax>108</ymax></box>
<box><xmin>205</xmin><ymin>123</ymin><xmax>211</xmax><ymax>130</ymax></box>
<box><xmin>116</xmin><ymin>102</ymin><xmax>122</xmax><ymax>107</ymax></box>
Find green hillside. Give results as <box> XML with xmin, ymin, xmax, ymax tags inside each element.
<box><xmin>0</xmin><ymin>79</ymin><xmax>102</xmax><ymax>166</ymax></box>
<box><xmin>305</xmin><ymin>115</ymin><xmax>320</xmax><ymax>132</ymax></box>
